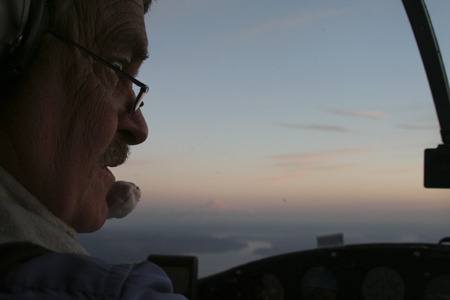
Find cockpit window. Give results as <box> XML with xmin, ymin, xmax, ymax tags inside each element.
<box><xmin>80</xmin><ymin>1</ymin><xmax>450</xmax><ymax>277</ymax></box>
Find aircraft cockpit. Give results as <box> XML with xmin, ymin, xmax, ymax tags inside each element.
<box><xmin>81</xmin><ymin>0</ymin><xmax>450</xmax><ymax>299</ymax></box>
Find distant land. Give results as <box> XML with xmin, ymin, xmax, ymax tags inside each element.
<box><xmin>80</xmin><ymin>204</ymin><xmax>450</xmax><ymax>276</ymax></box>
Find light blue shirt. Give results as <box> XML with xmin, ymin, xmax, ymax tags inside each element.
<box><xmin>0</xmin><ymin>251</ymin><xmax>188</xmax><ymax>299</ymax></box>
<box><xmin>0</xmin><ymin>166</ymin><xmax>187</xmax><ymax>299</ymax></box>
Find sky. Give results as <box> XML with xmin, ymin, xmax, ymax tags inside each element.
<box><xmin>80</xmin><ymin>0</ymin><xmax>450</xmax><ymax>276</ymax></box>
<box><xmin>116</xmin><ymin>0</ymin><xmax>450</xmax><ymax>209</ymax></box>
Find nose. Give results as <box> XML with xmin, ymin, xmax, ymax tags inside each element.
<box><xmin>117</xmin><ymin>109</ymin><xmax>149</xmax><ymax>145</ymax></box>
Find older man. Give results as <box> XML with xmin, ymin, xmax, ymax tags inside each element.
<box><xmin>0</xmin><ymin>0</ymin><xmax>186</xmax><ymax>299</ymax></box>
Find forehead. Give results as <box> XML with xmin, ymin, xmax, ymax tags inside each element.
<box><xmin>88</xmin><ymin>0</ymin><xmax>148</xmax><ymax>59</ymax></box>
<box><xmin>96</xmin><ymin>0</ymin><xmax>145</xmax><ymax>24</ymax></box>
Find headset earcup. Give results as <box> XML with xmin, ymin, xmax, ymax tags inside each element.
<box><xmin>1</xmin><ymin>0</ymin><xmax>48</xmax><ymax>80</ymax></box>
<box><xmin>0</xmin><ymin>0</ymin><xmax>31</xmax><ymax>67</ymax></box>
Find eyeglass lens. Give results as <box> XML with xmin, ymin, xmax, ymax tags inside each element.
<box><xmin>132</xmin><ymin>84</ymin><xmax>149</xmax><ymax>111</ymax></box>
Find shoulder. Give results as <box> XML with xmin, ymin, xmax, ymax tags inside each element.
<box><xmin>0</xmin><ymin>252</ymin><xmax>187</xmax><ymax>300</ymax></box>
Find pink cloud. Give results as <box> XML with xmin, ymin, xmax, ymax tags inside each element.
<box><xmin>278</xmin><ymin>122</ymin><xmax>352</xmax><ymax>133</ymax></box>
<box><xmin>270</xmin><ymin>148</ymin><xmax>372</xmax><ymax>172</ymax></box>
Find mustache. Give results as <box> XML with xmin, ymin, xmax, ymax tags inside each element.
<box><xmin>99</xmin><ymin>138</ymin><xmax>130</xmax><ymax>167</ymax></box>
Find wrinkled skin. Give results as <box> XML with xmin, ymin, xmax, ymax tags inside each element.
<box><xmin>0</xmin><ymin>0</ymin><xmax>149</xmax><ymax>232</ymax></box>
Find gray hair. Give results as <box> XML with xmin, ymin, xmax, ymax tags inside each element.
<box><xmin>49</xmin><ymin>0</ymin><xmax>152</xmax><ymax>34</ymax></box>
<box><xmin>1</xmin><ymin>0</ymin><xmax>152</xmax><ymax>104</ymax></box>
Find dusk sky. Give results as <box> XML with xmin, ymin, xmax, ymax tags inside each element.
<box><xmin>116</xmin><ymin>0</ymin><xmax>450</xmax><ymax>210</ymax></box>
<box><xmin>81</xmin><ymin>0</ymin><xmax>450</xmax><ymax>276</ymax></box>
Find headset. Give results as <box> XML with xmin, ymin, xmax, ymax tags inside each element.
<box><xmin>0</xmin><ymin>0</ymin><xmax>48</xmax><ymax>81</ymax></box>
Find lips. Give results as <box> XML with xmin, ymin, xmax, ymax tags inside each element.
<box><xmin>100</xmin><ymin>166</ymin><xmax>116</xmax><ymax>182</ymax></box>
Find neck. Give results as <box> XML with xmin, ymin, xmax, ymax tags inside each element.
<box><xmin>0</xmin><ymin>126</ymin><xmax>27</xmax><ymax>192</ymax></box>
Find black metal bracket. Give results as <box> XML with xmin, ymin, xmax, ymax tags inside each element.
<box><xmin>402</xmin><ymin>0</ymin><xmax>450</xmax><ymax>144</ymax></box>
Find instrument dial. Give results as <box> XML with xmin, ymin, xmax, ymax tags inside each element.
<box><xmin>362</xmin><ymin>267</ymin><xmax>405</xmax><ymax>300</ymax></box>
<box><xmin>301</xmin><ymin>266</ymin><xmax>337</xmax><ymax>300</ymax></box>
<box><xmin>425</xmin><ymin>275</ymin><xmax>450</xmax><ymax>300</ymax></box>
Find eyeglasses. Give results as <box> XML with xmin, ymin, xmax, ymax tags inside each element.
<box><xmin>48</xmin><ymin>31</ymin><xmax>149</xmax><ymax>113</ymax></box>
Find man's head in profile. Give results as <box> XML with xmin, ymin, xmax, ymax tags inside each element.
<box><xmin>0</xmin><ymin>0</ymin><xmax>151</xmax><ymax>233</ymax></box>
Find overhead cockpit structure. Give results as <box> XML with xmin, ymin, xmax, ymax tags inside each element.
<box><xmin>403</xmin><ymin>0</ymin><xmax>450</xmax><ymax>188</ymax></box>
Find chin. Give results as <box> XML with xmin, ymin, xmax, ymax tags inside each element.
<box><xmin>72</xmin><ymin>203</ymin><xmax>108</xmax><ymax>233</ymax></box>
<box><xmin>71</xmin><ymin>179</ymin><xmax>111</xmax><ymax>233</ymax></box>
<box><xmin>72</xmin><ymin>164</ymin><xmax>115</xmax><ymax>233</ymax></box>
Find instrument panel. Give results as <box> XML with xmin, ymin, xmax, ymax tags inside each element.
<box><xmin>198</xmin><ymin>243</ymin><xmax>450</xmax><ymax>300</ymax></box>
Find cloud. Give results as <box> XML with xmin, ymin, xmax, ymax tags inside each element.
<box><xmin>278</xmin><ymin>122</ymin><xmax>352</xmax><ymax>133</ymax></box>
<box><xmin>325</xmin><ymin>109</ymin><xmax>387</xmax><ymax>120</ymax></box>
<box><xmin>270</xmin><ymin>148</ymin><xmax>371</xmax><ymax>171</ymax></box>
<box><xmin>240</xmin><ymin>8</ymin><xmax>348</xmax><ymax>38</ymax></box>
<box><xmin>276</xmin><ymin>163</ymin><xmax>354</xmax><ymax>170</ymax></box>
<box><xmin>253</xmin><ymin>242</ymin><xmax>309</xmax><ymax>256</ymax></box>
<box><xmin>397</xmin><ymin>124</ymin><xmax>437</xmax><ymax>130</ymax></box>
<box><xmin>271</xmin><ymin>148</ymin><xmax>371</xmax><ymax>163</ymax></box>
<box><xmin>201</xmin><ymin>199</ymin><xmax>227</xmax><ymax>211</ymax></box>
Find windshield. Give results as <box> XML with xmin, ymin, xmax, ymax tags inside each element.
<box><xmin>80</xmin><ymin>0</ymin><xmax>450</xmax><ymax>277</ymax></box>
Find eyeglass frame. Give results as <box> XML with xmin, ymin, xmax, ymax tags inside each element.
<box><xmin>48</xmin><ymin>31</ymin><xmax>149</xmax><ymax>113</ymax></box>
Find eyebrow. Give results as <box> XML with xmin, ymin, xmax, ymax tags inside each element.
<box><xmin>114</xmin><ymin>31</ymin><xmax>149</xmax><ymax>63</ymax></box>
